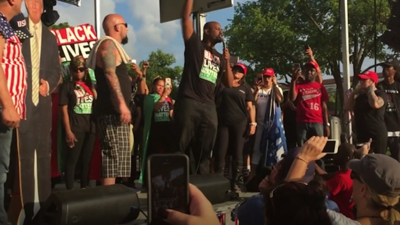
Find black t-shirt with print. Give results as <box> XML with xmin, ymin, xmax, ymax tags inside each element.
<box><xmin>378</xmin><ymin>81</ymin><xmax>400</xmax><ymax>133</ymax></box>
<box><xmin>354</xmin><ymin>90</ymin><xmax>387</xmax><ymax>141</ymax></box>
<box><xmin>177</xmin><ymin>32</ymin><xmax>225</xmax><ymax>104</ymax></box>
<box><xmin>150</xmin><ymin>100</ymin><xmax>174</xmax><ymax>141</ymax></box>
<box><xmin>59</xmin><ymin>81</ymin><xmax>96</xmax><ymax>133</ymax></box>
<box><xmin>219</xmin><ymin>84</ymin><xmax>254</xmax><ymax>126</ymax></box>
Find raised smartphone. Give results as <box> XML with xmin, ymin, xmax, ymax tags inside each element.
<box><xmin>147</xmin><ymin>154</ymin><xmax>189</xmax><ymax>225</ymax></box>
<box><xmin>323</xmin><ymin>139</ymin><xmax>339</xmax><ymax>154</ymax></box>
<box><xmin>165</xmin><ymin>78</ymin><xmax>172</xmax><ymax>89</ymax></box>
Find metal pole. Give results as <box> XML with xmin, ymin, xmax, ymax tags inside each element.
<box><xmin>192</xmin><ymin>12</ymin><xmax>206</xmax><ymax>40</ymax></box>
<box><xmin>94</xmin><ymin>0</ymin><xmax>101</xmax><ymax>38</ymax></box>
<box><xmin>340</xmin><ymin>0</ymin><xmax>352</xmax><ymax>142</ymax></box>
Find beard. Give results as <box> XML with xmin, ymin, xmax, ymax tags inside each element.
<box><xmin>121</xmin><ymin>36</ymin><xmax>128</xmax><ymax>45</ymax></box>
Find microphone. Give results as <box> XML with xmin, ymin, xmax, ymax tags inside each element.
<box><xmin>221</xmin><ymin>35</ymin><xmax>227</xmax><ymax>49</ymax></box>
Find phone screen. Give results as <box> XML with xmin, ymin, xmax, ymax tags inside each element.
<box><xmin>148</xmin><ymin>154</ymin><xmax>189</xmax><ymax>225</ymax></box>
<box><xmin>323</xmin><ymin>140</ymin><xmax>338</xmax><ymax>154</ymax></box>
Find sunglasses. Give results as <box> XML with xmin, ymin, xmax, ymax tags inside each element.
<box><xmin>115</xmin><ymin>23</ymin><xmax>128</xmax><ymax>28</ymax></box>
<box><xmin>74</xmin><ymin>67</ymin><xmax>85</xmax><ymax>73</ymax></box>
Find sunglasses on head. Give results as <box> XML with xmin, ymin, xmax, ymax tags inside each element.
<box><xmin>74</xmin><ymin>67</ymin><xmax>85</xmax><ymax>73</ymax></box>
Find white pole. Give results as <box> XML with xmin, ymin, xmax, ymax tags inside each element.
<box><xmin>94</xmin><ymin>0</ymin><xmax>101</xmax><ymax>39</ymax></box>
<box><xmin>340</xmin><ymin>0</ymin><xmax>352</xmax><ymax>142</ymax></box>
<box><xmin>199</xmin><ymin>13</ymin><xmax>206</xmax><ymax>40</ymax></box>
<box><xmin>193</xmin><ymin>12</ymin><xmax>207</xmax><ymax>40</ymax></box>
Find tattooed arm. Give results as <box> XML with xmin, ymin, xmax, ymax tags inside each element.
<box><xmin>98</xmin><ymin>40</ymin><xmax>131</xmax><ymax>123</ymax></box>
<box><xmin>98</xmin><ymin>40</ymin><xmax>125</xmax><ymax>106</ymax></box>
<box><xmin>367</xmin><ymin>85</ymin><xmax>385</xmax><ymax>109</ymax></box>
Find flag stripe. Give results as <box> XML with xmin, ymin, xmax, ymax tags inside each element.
<box><xmin>2</xmin><ymin>35</ymin><xmax>27</xmax><ymax>119</ymax></box>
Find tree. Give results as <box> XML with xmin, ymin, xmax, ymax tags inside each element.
<box><xmin>225</xmin><ymin>0</ymin><xmax>392</xmax><ymax>117</ymax></box>
<box><xmin>128</xmin><ymin>50</ymin><xmax>183</xmax><ymax>99</ymax></box>
<box><xmin>50</xmin><ymin>22</ymin><xmax>71</xmax><ymax>29</ymax></box>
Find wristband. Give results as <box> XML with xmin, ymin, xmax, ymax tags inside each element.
<box><xmin>295</xmin><ymin>156</ymin><xmax>309</xmax><ymax>165</ymax></box>
<box><xmin>249</xmin><ymin>122</ymin><xmax>257</xmax><ymax>126</ymax></box>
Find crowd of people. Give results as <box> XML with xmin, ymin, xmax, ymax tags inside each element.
<box><xmin>2</xmin><ymin>0</ymin><xmax>400</xmax><ymax>225</ymax></box>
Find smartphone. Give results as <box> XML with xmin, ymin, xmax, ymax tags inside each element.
<box><xmin>323</xmin><ymin>139</ymin><xmax>339</xmax><ymax>154</ymax></box>
<box><xmin>165</xmin><ymin>78</ymin><xmax>172</xmax><ymax>89</ymax></box>
<box><xmin>130</xmin><ymin>59</ymin><xmax>137</xmax><ymax>64</ymax></box>
<box><xmin>304</xmin><ymin>45</ymin><xmax>309</xmax><ymax>51</ymax></box>
<box><xmin>147</xmin><ymin>154</ymin><xmax>189</xmax><ymax>225</ymax></box>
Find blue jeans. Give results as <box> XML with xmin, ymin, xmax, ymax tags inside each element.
<box><xmin>0</xmin><ymin>112</ymin><xmax>13</xmax><ymax>225</ymax></box>
<box><xmin>296</xmin><ymin>122</ymin><xmax>324</xmax><ymax>146</ymax></box>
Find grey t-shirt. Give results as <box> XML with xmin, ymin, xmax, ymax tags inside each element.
<box><xmin>327</xmin><ymin>209</ymin><xmax>361</xmax><ymax>225</ymax></box>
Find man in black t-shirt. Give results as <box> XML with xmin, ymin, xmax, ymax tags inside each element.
<box><xmin>346</xmin><ymin>71</ymin><xmax>387</xmax><ymax>154</ymax></box>
<box><xmin>174</xmin><ymin>0</ymin><xmax>234</xmax><ymax>175</ymax></box>
<box><xmin>378</xmin><ymin>60</ymin><xmax>400</xmax><ymax>161</ymax></box>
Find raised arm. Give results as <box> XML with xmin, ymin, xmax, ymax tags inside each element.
<box><xmin>306</xmin><ymin>47</ymin><xmax>322</xmax><ymax>84</ymax></box>
<box><xmin>181</xmin><ymin>0</ymin><xmax>194</xmax><ymax>41</ymax></box>
<box><xmin>367</xmin><ymin>85</ymin><xmax>385</xmax><ymax>109</ymax></box>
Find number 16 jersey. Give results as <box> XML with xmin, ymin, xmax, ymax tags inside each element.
<box><xmin>295</xmin><ymin>81</ymin><xmax>329</xmax><ymax>123</ymax></box>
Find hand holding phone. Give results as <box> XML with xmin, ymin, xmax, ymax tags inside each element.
<box><xmin>162</xmin><ymin>184</ymin><xmax>221</xmax><ymax>225</ymax></box>
<box><xmin>147</xmin><ymin>154</ymin><xmax>189</xmax><ymax>225</ymax></box>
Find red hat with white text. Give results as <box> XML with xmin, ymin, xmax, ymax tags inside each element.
<box><xmin>262</xmin><ymin>68</ymin><xmax>275</xmax><ymax>76</ymax></box>
<box><xmin>358</xmin><ymin>71</ymin><xmax>378</xmax><ymax>83</ymax></box>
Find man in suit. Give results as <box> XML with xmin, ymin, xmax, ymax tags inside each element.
<box><xmin>17</xmin><ymin>0</ymin><xmax>59</xmax><ymax>223</ymax></box>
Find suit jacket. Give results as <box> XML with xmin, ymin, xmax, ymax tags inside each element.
<box><xmin>19</xmin><ymin>19</ymin><xmax>60</xmax><ymax>133</ymax></box>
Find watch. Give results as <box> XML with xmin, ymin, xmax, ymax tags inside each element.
<box><xmin>249</xmin><ymin>122</ymin><xmax>257</xmax><ymax>126</ymax></box>
<box><xmin>325</xmin><ymin>122</ymin><xmax>331</xmax><ymax>126</ymax></box>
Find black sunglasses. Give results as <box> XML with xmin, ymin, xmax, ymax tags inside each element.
<box><xmin>74</xmin><ymin>67</ymin><xmax>85</xmax><ymax>73</ymax></box>
<box><xmin>115</xmin><ymin>23</ymin><xmax>128</xmax><ymax>28</ymax></box>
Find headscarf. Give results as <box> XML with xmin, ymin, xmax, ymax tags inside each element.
<box><xmin>70</xmin><ymin>55</ymin><xmax>86</xmax><ymax>69</ymax></box>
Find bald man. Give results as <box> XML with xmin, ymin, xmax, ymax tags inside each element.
<box><xmin>93</xmin><ymin>14</ymin><xmax>136</xmax><ymax>186</ymax></box>
<box><xmin>174</xmin><ymin>0</ymin><xmax>233</xmax><ymax>175</ymax></box>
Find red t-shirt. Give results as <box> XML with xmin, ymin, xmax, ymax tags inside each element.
<box><xmin>327</xmin><ymin>170</ymin><xmax>354</xmax><ymax>219</ymax></box>
<box><xmin>295</xmin><ymin>82</ymin><xmax>328</xmax><ymax>123</ymax></box>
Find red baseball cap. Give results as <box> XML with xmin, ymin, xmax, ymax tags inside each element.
<box><xmin>262</xmin><ymin>68</ymin><xmax>275</xmax><ymax>76</ymax></box>
<box><xmin>233</xmin><ymin>63</ymin><xmax>247</xmax><ymax>76</ymax></box>
<box><xmin>304</xmin><ymin>61</ymin><xmax>319</xmax><ymax>69</ymax></box>
<box><xmin>358</xmin><ymin>71</ymin><xmax>378</xmax><ymax>83</ymax></box>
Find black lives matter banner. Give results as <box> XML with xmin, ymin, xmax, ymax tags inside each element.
<box><xmin>50</xmin><ymin>24</ymin><xmax>98</xmax><ymax>62</ymax></box>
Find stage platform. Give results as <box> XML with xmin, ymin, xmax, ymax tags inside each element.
<box><xmin>53</xmin><ymin>181</ymin><xmax>258</xmax><ymax>225</ymax></box>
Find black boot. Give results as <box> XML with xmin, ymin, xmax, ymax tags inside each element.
<box><xmin>231</xmin><ymin>166</ymin><xmax>246</xmax><ymax>193</ymax></box>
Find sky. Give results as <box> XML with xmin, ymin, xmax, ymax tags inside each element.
<box><xmin>25</xmin><ymin>0</ymin><xmax>380</xmax><ymax>78</ymax></box>
<box><xmin>22</xmin><ymin>0</ymin><xmax>248</xmax><ymax>66</ymax></box>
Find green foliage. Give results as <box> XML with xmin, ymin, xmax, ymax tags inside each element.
<box><xmin>50</xmin><ymin>22</ymin><xmax>71</xmax><ymax>29</ymax></box>
<box><xmin>127</xmin><ymin>50</ymin><xmax>183</xmax><ymax>99</ymax></box>
<box><xmin>225</xmin><ymin>0</ymin><xmax>391</xmax><ymax>115</ymax></box>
